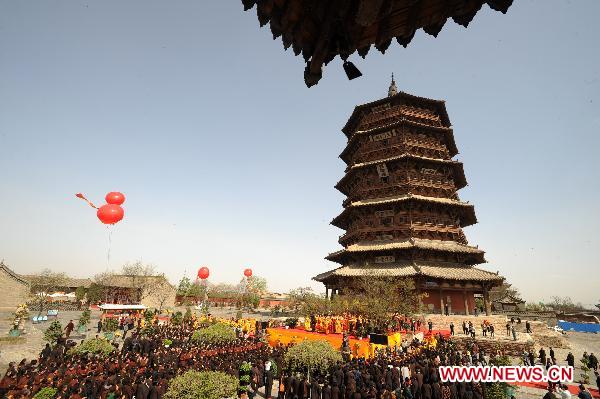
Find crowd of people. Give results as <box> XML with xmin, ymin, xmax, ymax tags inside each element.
<box><xmin>302</xmin><ymin>315</ymin><xmax>426</xmax><ymax>336</ymax></box>
<box><xmin>0</xmin><ymin>319</ymin><xmax>282</xmax><ymax>398</ymax></box>
<box><xmin>1</xmin><ymin>313</ymin><xmax>599</xmax><ymax>399</ymax></box>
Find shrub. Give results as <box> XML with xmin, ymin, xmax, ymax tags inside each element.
<box><xmin>171</xmin><ymin>311</ymin><xmax>183</xmax><ymax>326</ymax></box>
<box><xmin>163</xmin><ymin>338</ymin><xmax>173</xmax><ymax>346</ymax></box>
<box><xmin>164</xmin><ymin>370</ymin><xmax>238</xmax><ymax>399</ymax></box>
<box><xmin>43</xmin><ymin>320</ymin><xmax>63</xmax><ymax>344</ymax></box>
<box><xmin>191</xmin><ymin>323</ymin><xmax>236</xmax><ymax>345</ymax></box>
<box><xmin>34</xmin><ymin>387</ymin><xmax>57</xmax><ymax>399</ymax></box>
<box><xmin>284</xmin><ymin>340</ymin><xmax>342</xmax><ymax>375</ymax></box>
<box><xmin>102</xmin><ymin>318</ymin><xmax>118</xmax><ymax>332</ymax></box>
<box><xmin>78</xmin><ymin>309</ymin><xmax>91</xmax><ymax>327</ymax></box>
<box><xmin>284</xmin><ymin>317</ymin><xmax>298</xmax><ymax>328</ymax></box>
<box><xmin>67</xmin><ymin>338</ymin><xmax>115</xmax><ymax>357</ymax></box>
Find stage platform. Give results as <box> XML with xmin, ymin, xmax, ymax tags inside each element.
<box><xmin>266</xmin><ymin>327</ymin><xmax>449</xmax><ymax>358</ymax></box>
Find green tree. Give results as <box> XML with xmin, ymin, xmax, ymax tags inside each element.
<box><xmin>237</xmin><ymin>275</ymin><xmax>267</xmax><ymax>310</ymax></box>
<box><xmin>33</xmin><ymin>387</ymin><xmax>57</xmax><ymax>399</ymax></box>
<box><xmin>164</xmin><ymin>370</ymin><xmax>238</xmax><ymax>399</ymax></box>
<box><xmin>330</xmin><ymin>277</ymin><xmax>423</xmax><ymax>330</ymax></box>
<box><xmin>191</xmin><ymin>323</ymin><xmax>236</xmax><ymax>345</ymax></box>
<box><xmin>75</xmin><ymin>286</ymin><xmax>87</xmax><ymax>303</ymax></box>
<box><xmin>284</xmin><ymin>340</ymin><xmax>342</xmax><ymax>380</ymax></box>
<box><xmin>67</xmin><ymin>338</ymin><xmax>115</xmax><ymax>357</ymax></box>
<box><xmin>177</xmin><ymin>276</ymin><xmax>192</xmax><ymax>296</ymax></box>
<box><xmin>78</xmin><ymin>309</ymin><xmax>91</xmax><ymax>328</ymax></box>
<box><xmin>44</xmin><ymin>320</ymin><xmax>63</xmax><ymax>345</ymax></box>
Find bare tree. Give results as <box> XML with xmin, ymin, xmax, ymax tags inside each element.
<box><xmin>153</xmin><ymin>274</ymin><xmax>175</xmax><ymax>312</ymax></box>
<box><xmin>93</xmin><ymin>271</ymin><xmax>120</xmax><ymax>304</ymax></box>
<box><xmin>121</xmin><ymin>261</ymin><xmax>158</xmax><ymax>303</ymax></box>
<box><xmin>28</xmin><ymin>269</ymin><xmax>69</xmax><ymax>316</ymax></box>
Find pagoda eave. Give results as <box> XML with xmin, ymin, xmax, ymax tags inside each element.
<box><xmin>336</xmin><ymin>154</ymin><xmax>467</xmax><ymax>191</ymax></box>
<box><xmin>331</xmin><ymin>194</ymin><xmax>477</xmax><ymax>230</ymax></box>
<box><xmin>339</xmin><ymin>118</ymin><xmax>459</xmax><ymax>163</ymax></box>
<box><xmin>326</xmin><ymin>238</ymin><xmax>486</xmax><ymax>263</ymax></box>
<box><xmin>313</xmin><ymin>262</ymin><xmax>503</xmax><ymax>285</ymax></box>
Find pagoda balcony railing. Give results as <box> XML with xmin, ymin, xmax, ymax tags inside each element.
<box><xmin>351</xmin><ymin>145</ymin><xmax>450</xmax><ymax>165</ymax></box>
<box><xmin>358</xmin><ymin>111</ymin><xmax>442</xmax><ymax>132</ymax></box>
<box><xmin>339</xmin><ymin>225</ymin><xmax>467</xmax><ymax>245</ymax></box>
<box><xmin>350</xmin><ymin>184</ymin><xmax>455</xmax><ymax>201</ymax></box>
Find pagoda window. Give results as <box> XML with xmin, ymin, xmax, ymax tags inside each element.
<box><xmin>379</xmin><ymin>216</ymin><xmax>393</xmax><ymax>226</ymax></box>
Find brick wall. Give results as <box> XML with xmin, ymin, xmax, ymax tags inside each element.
<box><xmin>0</xmin><ymin>268</ymin><xmax>29</xmax><ymax>310</ymax></box>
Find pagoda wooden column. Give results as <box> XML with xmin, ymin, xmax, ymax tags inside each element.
<box><xmin>325</xmin><ymin>286</ymin><xmax>330</xmax><ymax>300</ymax></box>
<box><xmin>463</xmin><ymin>288</ymin><xmax>469</xmax><ymax>316</ymax></box>
<box><xmin>439</xmin><ymin>287</ymin><xmax>444</xmax><ymax>315</ymax></box>
<box><xmin>483</xmin><ymin>285</ymin><xmax>491</xmax><ymax>316</ymax></box>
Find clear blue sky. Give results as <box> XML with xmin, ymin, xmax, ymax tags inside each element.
<box><xmin>1</xmin><ymin>1</ymin><xmax>598</xmax><ymax>306</ymax></box>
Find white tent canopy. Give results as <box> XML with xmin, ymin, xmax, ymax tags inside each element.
<box><xmin>99</xmin><ymin>304</ymin><xmax>147</xmax><ymax>311</ymax></box>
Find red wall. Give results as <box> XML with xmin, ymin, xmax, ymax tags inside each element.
<box><xmin>422</xmin><ymin>289</ymin><xmax>475</xmax><ymax>314</ymax></box>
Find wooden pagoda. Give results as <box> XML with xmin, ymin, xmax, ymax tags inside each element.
<box><xmin>313</xmin><ymin>77</ymin><xmax>503</xmax><ymax>315</ymax></box>
<box><xmin>241</xmin><ymin>0</ymin><xmax>513</xmax><ymax>86</ymax></box>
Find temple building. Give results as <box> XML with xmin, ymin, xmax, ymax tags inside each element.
<box><xmin>313</xmin><ymin>78</ymin><xmax>503</xmax><ymax>315</ymax></box>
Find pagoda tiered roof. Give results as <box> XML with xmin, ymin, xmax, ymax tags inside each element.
<box><xmin>326</xmin><ymin>237</ymin><xmax>485</xmax><ymax>263</ymax></box>
<box><xmin>313</xmin><ymin>261</ymin><xmax>503</xmax><ymax>283</ymax></box>
<box><xmin>343</xmin><ymin>91</ymin><xmax>452</xmax><ymax>135</ymax></box>
<box><xmin>331</xmin><ymin>194</ymin><xmax>477</xmax><ymax>229</ymax></box>
<box><xmin>241</xmin><ymin>0</ymin><xmax>513</xmax><ymax>86</ymax></box>
<box><xmin>339</xmin><ymin>119</ymin><xmax>459</xmax><ymax>163</ymax></box>
<box><xmin>335</xmin><ymin>153</ymin><xmax>467</xmax><ymax>192</ymax></box>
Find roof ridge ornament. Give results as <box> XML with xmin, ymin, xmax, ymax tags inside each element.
<box><xmin>388</xmin><ymin>73</ymin><xmax>398</xmax><ymax>97</ymax></box>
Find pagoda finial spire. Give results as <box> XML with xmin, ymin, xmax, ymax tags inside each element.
<box><xmin>388</xmin><ymin>73</ymin><xmax>398</xmax><ymax>97</ymax></box>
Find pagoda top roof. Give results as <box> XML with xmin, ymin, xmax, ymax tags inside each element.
<box><xmin>331</xmin><ymin>194</ymin><xmax>476</xmax><ymax>229</ymax></box>
<box><xmin>313</xmin><ymin>261</ymin><xmax>503</xmax><ymax>283</ymax></box>
<box><xmin>326</xmin><ymin>237</ymin><xmax>484</xmax><ymax>261</ymax></box>
<box><xmin>340</xmin><ymin>118</ymin><xmax>459</xmax><ymax>162</ymax></box>
<box><xmin>241</xmin><ymin>0</ymin><xmax>513</xmax><ymax>87</ymax></box>
<box><xmin>342</xmin><ymin>91</ymin><xmax>452</xmax><ymax>137</ymax></box>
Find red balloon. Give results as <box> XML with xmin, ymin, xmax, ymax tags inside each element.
<box><xmin>197</xmin><ymin>267</ymin><xmax>209</xmax><ymax>280</ymax></box>
<box><xmin>105</xmin><ymin>192</ymin><xmax>125</xmax><ymax>205</ymax></box>
<box><xmin>243</xmin><ymin>268</ymin><xmax>252</xmax><ymax>278</ymax></box>
<box><xmin>97</xmin><ymin>204</ymin><xmax>124</xmax><ymax>224</ymax></box>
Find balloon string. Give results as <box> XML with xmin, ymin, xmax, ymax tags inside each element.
<box><xmin>107</xmin><ymin>225</ymin><xmax>114</xmax><ymax>270</ymax></box>
<box><xmin>75</xmin><ymin>193</ymin><xmax>98</xmax><ymax>209</ymax></box>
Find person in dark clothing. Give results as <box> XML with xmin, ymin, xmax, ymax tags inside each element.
<box><xmin>322</xmin><ymin>382</ymin><xmax>332</xmax><ymax>399</ymax></box>
<box><xmin>422</xmin><ymin>382</ymin><xmax>432</xmax><ymax>399</ymax></box>
<box><xmin>542</xmin><ymin>387</ymin><xmax>556</xmax><ymax>399</ymax></box>
<box><xmin>265</xmin><ymin>366</ymin><xmax>274</xmax><ymax>399</ymax></box>
<box><xmin>135</xmin><ymin>377</ymin><xmax>149</xmax><ymax>399</ymax></box>
<box><xmin>311</xmin><ymin>379</ymin><xmax>321</xmax><ymax>399</ymax></box>
<box><xmin>589</xmin><ymin>353</ymin><xmax>598</xmax><ymax>371</ymax></box>
<box><xmin>449</xmin><ymin>322</ymin><xmax>454</xmax><ymax>336</ymax></box>
<box><xmin>97</xmin><ymin>319</ymin><xmax>102</xmax><ymax>333</ymax></box>
<box><xmin>577</xmin><ymin>384</ymin><xmax>592</xmax><ymax>399</ymax></box>
<box><xmin>549</xmin><ymin>347</ymin><xmax>555</xmax><ymax>360</ymax></box>
<box><xmin>428</xmin><ymin>321</ymin><xmax>433</xmax><ymax>333</ymax></box>
<box><xmin>539</xmin><ymin>348</ymin><xmax>547</xmax><ymax>365</ymax></box>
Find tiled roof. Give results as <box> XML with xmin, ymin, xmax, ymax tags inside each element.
<box><xmin>313</xmin><ymin>261</ymin><xmax>503</xmax><ymax>283</ymax></box>
<box><xmin>336</xmin><ymin>153</ymin><xmax>467</xmax><ymax>190</ymax></box>
<box><xmin>0</xmin><ymin>261</ymin><xmax>30</xmax><ymax>286</ymax></box>
<box><xmin>326</xmin><ymin>238</ymin><xmax>484</xmax><ymax>261</ymax></box>
<box><xmin>339</xmin><ymin>118</ymin><xmax>459</xmax><ymax>160</ymax></box>
<box><xmin>331</xmin><ymin>194</ymin><xmax>476</xmax><ymax>228</ymax></box>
